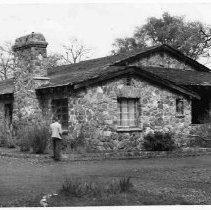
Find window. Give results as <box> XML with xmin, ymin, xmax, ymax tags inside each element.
<box><xmin>4</xmin><ymin>103</ymin><xmax>13</xmax><ymax>125</ymax></box>
<box><xmin>52</xmin><ymin>99</ymin><xmax>68</xmax><ymax>129</ymax></box>
<box><xmin>117</xmin><ymin>98</ymin><xmax>139</xmax><ymax>127</ymax></box>
<box><xmin>192</xmin><ymin>99</ymin><xmax>209</xmax><ymax>124</ymax></box>
<box><xmin>176</xmin><ymin>98</ymin><xmax>184</xmax><ymax>116</ymax></box>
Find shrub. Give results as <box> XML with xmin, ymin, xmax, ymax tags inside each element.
<box><xmin>18</xmin><ymin>126</ymin><xmax>33</xmax><ymax>152</ymax></box>
<box><xmin>61</xmin><ymin>178</ymin><xmax>87</xmax><ymax>197</ymax></box>
<box><xmin>30</xmin><ymin>124</ymin><xmax>50</xmax><ymax>154</ymax></box>
<box><xmin>143</xmin><ymin>131</ymin><xmax>176</xmax><ymax>151</ymax></box>
<box><xmin>19</xmin><ymin>131</ymin><xmax>31</xmax><ymax>152</ymax></box>
<box><xmin>0</xmin><ymin>118</ymin><xmax>15</xmax><ymax>148</ymax></box>
<box><xmin>119</xmin><ymin>177</ymin><xmax>133</xmax><ymax>193</ymax></box>
<box><xmin>66</xmin><ymin>123</ymin><xmax>95</xmax><ymax>153</ymax></box>
<box><xmin>18</xmin><ymin>123</ymin><xmax>50</xmax><ymax>154</ymax></box>
<box><xmin>60</xmin><ymin>177</ymin><xmax>134</xmax><ymax>198</ymax></box>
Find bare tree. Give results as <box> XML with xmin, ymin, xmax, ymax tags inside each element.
<box><xmin>0</xmin><ymin>42</ymin><xmax>16</xmax><ymax>80</ymax></box>
<box><xmin>62</xmin><ymin>37</ymin><xmax>92</xmax><ymax>64</ymax></box>
<box><xmin>0</xmin><ymin>37</ymin><xmax>92</xmax><ymax>81</ymax></box>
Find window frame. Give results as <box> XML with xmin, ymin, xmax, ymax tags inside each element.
<box><xmin>117</xmin><ymin>97</ymin><xmax>139</xmax><ymax>129</ymax></box>
<box><xmin>176</xmin><ymin>98</ymin><xmax>184</xmax><ymax>117</ymax></box>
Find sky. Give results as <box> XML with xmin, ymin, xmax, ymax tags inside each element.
<box><xmin>1</xmin><ymin>0</ymin><xmax>211</xmax><ymax>65</ymax></box>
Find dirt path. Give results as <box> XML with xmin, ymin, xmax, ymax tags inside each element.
<box><xmin>0</xmin><ymin>155</ymin><xmax>211</xmax><ymax>206</ymax></box>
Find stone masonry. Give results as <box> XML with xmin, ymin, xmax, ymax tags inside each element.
<box><xmin>40</xmin><ymin>74</ymin><xmax>192</xmax><ymax>151</ymax></box>
<box><xmin>12</xmin><ymin>33</ymin><xmax>50</xmax><ymax>138</ymax></box>
<box><xmin>132</xmin><ymin>52</ymin><xmax>195</xmax><ymax>70</ymax></box>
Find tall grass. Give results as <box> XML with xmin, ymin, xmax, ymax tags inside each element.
<box><xmin>0</xmin><ymin>118</ymin><xmax>15</xmax><ymax>148</ymax></box>
<box><xmin>60</xmin><ymin>177</ymin><xmax>134</xmax><ymax>198</ymax></box>
<box><xmin>18</xmin><ymin>123</ymin><xmax>50</xmax><ymax>154</ymax></box>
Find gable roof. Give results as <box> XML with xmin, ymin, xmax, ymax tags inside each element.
<box><xmin>49</xmin><ymin>44</ymin><xmax>211</xmax><ymax>76</ymax></box>
<box><xmin>0</xmin><ymin>44</ymin><xmax>210</xmax><ymax>97</ymax></box>
<box><xmin>113</xmin><ymin>44</ymin><xmax>211</xmax><ymax>72</ymax></box>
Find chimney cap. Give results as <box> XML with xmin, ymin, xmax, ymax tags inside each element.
<box><xmin>12</xmin><ymin>33</ymin><xmax>48</xmax><ymax>52</ymax></box>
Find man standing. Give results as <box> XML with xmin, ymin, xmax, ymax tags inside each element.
<box><xmin>50</xmin><ymin>116</ymin><xmax>63</xmax><ymax>161</ymax></box>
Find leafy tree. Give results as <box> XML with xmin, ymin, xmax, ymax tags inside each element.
<box><xmin>112</xmin><ymin>12</ymin><xmax>211</xmax><ymax>60</ymax></box>
<box><xmin>111</xmin><ymin>37</ymin><xmax>146</xmax><ymax>54</ymax></box>
<box><xmin>45</xmin><ymin>53</ymin><xmax>64</xmax><ymax>69</ymax></box>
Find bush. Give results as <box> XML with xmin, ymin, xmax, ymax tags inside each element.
<box><xmin>64</xmin><ymin>123</ymin><xmax>95</xmax><ymax>153</ymax></box>
<box><xmin>119</xmin><ymin>177</ymin><xmax>133</xmax><ymax>193</ymax></box>
<box><xmin>18</xmin><ymin>130</ymin><xmax>31</xmax><ymax>152</ymax></box>
<box><xmin>30</xmin><ymin>125</ymin><xmax>50</xmax><ymax>154</ymax></box>
<box><xmin>60</xmin><ymin>177</ymin><xmax>134</xmax><ymax>198</ymax></box>
<box><xmin>18</xmin><ymin>123</ymin><xmax>50</xmax><ymax>154</ymax></box>
<box><xmin>0</xmin><ymin>118</ymin><xmax>15</xmax><ymax>148</ymax></box>
<box><xmin>61</xmin><ymin>178</ymin><xmax>88</xmax><ymax>197</ymax></box>
<box><xmin>143</xmin><ymin>131</ymin><xmax>176</xmax><ymax>151</ymax></box>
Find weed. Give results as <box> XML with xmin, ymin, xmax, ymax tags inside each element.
<box><xmin>0</xmin><ymin>118</ymin><xmax>15</xmax><ymax>148</ymax></box>
<box><xmin>60</xmin><ymin>177</ymin><xmax>134</xmax><ymax>198</ymax></box>
<box><xmin>30</xmin><ymin>125</ymin><xmax>50</xmax><ymax>154</ymax></box>
<box><xmin>119</xmin><ymin>177</ymin><xmax>134</xmax><ymax>193</ymax></box>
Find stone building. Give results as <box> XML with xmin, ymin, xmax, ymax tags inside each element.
<box><xmin>0</xmin><ymin>32</ymin><xmax>211</xmax><ymax>151</ymax></box>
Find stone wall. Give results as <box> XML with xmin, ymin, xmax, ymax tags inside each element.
<box><xmin>41</xmin><ymin>75</ymin><xmax>193</xmax><ymax>151</ymax></box>
<box><xmin>132</xmin><ymin>52</ymin><xmax>195</xmax><ymax>70</ymax></box>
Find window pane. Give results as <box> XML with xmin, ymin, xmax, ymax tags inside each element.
<box><xmin>176</xmin><ymin>99</ymin><xmax>184</xmax><ymax>115</ymax></box>
<box><xmin>62</xmin><ymin>107</ymin><xmax>68</xmax><ymax>113</ymax></box>
<box><xmin>128</xmin><ymin>99</ymin><xmax>135</xmax><ymax>126</ymax></box>
<box><xmin>134</xmin><ymin>100</ymin><xmax>138</xmax><ymax>126</ymax></box>
<box><xmin>122</xmin><ymin>99</ymin><xmax>129</xmax><ymax>126</ymax></box>
<box><xmin>117</xmin><ymin>98</ymin><xmax>139</xmax><ymax>127</ymax></box>
<box><xmin>117</xmin><ymin>100</ymin><xmax>121</xmax><ymax>126</ymax></box>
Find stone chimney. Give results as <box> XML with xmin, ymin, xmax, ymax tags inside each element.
<box><xmin>12</xmin><ymin>32</ymin><xmax>48</xmax><ymax>77</ymax></box>
<box><xmin>12</xmin><ymin>33</ymin><xmax>50</xmax><ymax>138</ymax></box>
<box><xmin>13</xmin><ymin>32</ymin><xmax>47</xmax><ymax>56</ymax></box>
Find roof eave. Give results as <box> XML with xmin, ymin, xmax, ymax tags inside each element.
<box><xmin>73</xmin><ymin>66</ymin><xmax>201</xmax><ymax>100</ymax></box>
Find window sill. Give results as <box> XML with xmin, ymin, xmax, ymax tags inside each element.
<box><xmin>116</xmin><ymin>127</ymin><xmax>142</xmax><ymax>132</ymax></box>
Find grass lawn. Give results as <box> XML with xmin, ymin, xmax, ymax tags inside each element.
<box><xmin>0</xmin><ymin>154</ymin><xmax>211</xmax><ymax>206</ymax></box>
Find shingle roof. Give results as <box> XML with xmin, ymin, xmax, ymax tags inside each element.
<box><xmin>139</xmin><ymin>66</ymin><xmax>211</xmax><ymax>86</ymax></box>
<box><xmin>48</xmin><ymin>45</ymin><xmax>159</xmax><ymax>75</ymax></box>
<box><xmin>0</xmin><ymin>44</ymin><xmax>211</xmax><ymax>95</ymax></box>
